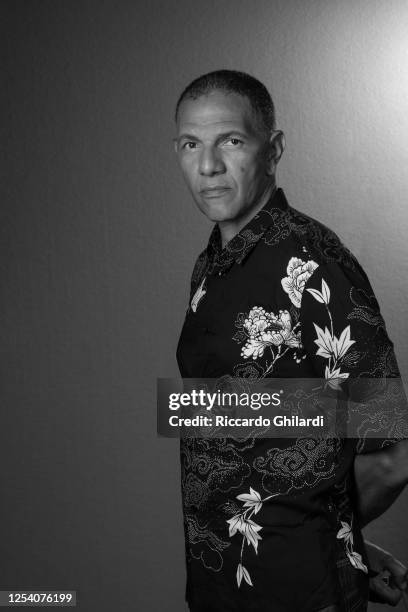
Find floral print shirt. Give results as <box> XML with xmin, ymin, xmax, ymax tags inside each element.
<box><xmin>176</xmin><ymin>188</ymin><xmax>405</xmax><ymax>612</ymax></box>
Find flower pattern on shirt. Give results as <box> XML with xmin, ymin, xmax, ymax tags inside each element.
<box><xmin>240</xmin><ymin>307</ymin><xmax>301</xmax><ymax>361</ymax></box>
<box><xmin>228</xmin><ymin>264</ymin><xmax>368</xmax><ymax>586</ymax></box>
<box><xmin>281</xmin><ymin>257</ymin><xmax>319</xmax><ymax>308</ymax></box>
<box><xmin>233</xmin><ymin>257</ymin><xmax>316</xmax><ymax>376</ymax></box>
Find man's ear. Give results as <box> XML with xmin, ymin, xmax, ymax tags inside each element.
<box><xmin>266</xmin><ymin>130</ymin><xmax>285</xmax><ymax>174</ymax></box>
<box><xmin>173</xmin><ymin>138</ymin><xmax>179</xmax><ymax>154</ymax></box>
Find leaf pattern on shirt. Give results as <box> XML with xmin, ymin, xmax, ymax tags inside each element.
<box><xmin>336</xmin><ymin>520</ymin><xmax>368</xmax><ymax>573</ymax></box>
<box><xmin>226</xmin><ymin>487</ymin><xmax>279</xmax><ymax>587</ymax></box>
<box><xmin>190</xmin><ymin>276</ymin><xmax>206</xmax><ymax>312</ymax></box>
<box><xmin>307</xmin><ymin>277</ymin><xmax>356</xmax><ymax>380</ymax></box>
<box><xmin>306</xmin><ymin>277</ymin><xmax>369</xmax><ymax>573</ymax></box>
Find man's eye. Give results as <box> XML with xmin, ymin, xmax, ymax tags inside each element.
<box><xmin>182</xmin><ymin>142</ymin><xmax>198</xmax><ymax>150</ymax></box>
<box><xmin>225</xmin><ymin>138</ymin><xmax>243</xmax><ymax>146</ymax></box>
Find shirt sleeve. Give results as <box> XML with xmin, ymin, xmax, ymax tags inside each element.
<box><xmin>300</xmin><ymin>260</ymin><xmax>408</xmax><ymax>453</ymax></box>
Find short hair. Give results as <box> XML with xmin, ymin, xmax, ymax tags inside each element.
<box><xmin>175</xmin><ymin>69</ymin><xmax>276</xmax><ymax>133</ymax></box>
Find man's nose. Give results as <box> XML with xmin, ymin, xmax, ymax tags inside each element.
<box><xmin>199</xmin><ymin>146</ymin><xmax>225</xmax><ymax>176</ymax></box>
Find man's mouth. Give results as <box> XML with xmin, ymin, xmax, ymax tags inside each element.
<box><xmin>200</xmin><ymin>187</ymin><xmax>231</xmax><ymax>198</ymax></box>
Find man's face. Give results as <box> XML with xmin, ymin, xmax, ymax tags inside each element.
<box><xmin>175</xmin><ymin>90</ymin><xmax>274</xmax><ymax>223</ymax></box>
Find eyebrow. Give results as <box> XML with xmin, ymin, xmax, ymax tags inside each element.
<box><xmin>175</xmin><ymin>130</ymin><xmax>249</xmax><ymax>145</ymax></box>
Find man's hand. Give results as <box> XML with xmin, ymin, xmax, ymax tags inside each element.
<box><xmin>365</xmin><ymin>540</ymin><xmax>408</xmax><ymax>606</ymax></box>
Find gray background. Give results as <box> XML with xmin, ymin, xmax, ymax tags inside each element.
<box><xmin>2</xmin><ymin>0</ymin><xmax>407</xmax><ymax>610</ymax></box>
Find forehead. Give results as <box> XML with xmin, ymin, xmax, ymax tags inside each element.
<box><xmin>176</xmin><ymin>90</ymin><xmax>260</xmax><ymax>136</ymax></box>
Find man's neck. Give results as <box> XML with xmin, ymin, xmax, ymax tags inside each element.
<box><xmin>219</xmin><ymin>182</ymin><xmax>276</xmax><ymax>249</ymax></box>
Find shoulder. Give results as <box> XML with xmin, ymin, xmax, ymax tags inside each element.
<box><xmin>261</xmin><ymin>198</ymin><xmax>372</xmax><ymax>299</ymax></box>
<box><xmin>284</xmin><ymin>203</ymin><xmax>360</xmax><ymax>272</ymax></box>
<box><xmin>289</xmin><ymin>202</ymin><xmax>379</xmax><ymax>296</ymax></box>
<box><xmin>299</xmin><ymin>256</ymin><xmax>399</xmax><ymax>378</ymax></box>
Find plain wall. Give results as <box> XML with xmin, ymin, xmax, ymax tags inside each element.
<box><xmin>3</xmin><ymin>1</ymin><xmax>407</xmax><ymax>610</ymax></box>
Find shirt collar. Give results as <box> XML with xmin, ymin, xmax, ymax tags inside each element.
<box><xmin>206</xmin><ymin>187</ymin><xmax>289</xmax><ymax>275</ymax></box>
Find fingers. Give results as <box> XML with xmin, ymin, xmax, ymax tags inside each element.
<box><xmin>370</xmin><ymin>575</ymin><xmax>402</xmax><ymax>607</ymax></box>
<box><xmin>383</xmin><ymin>556</ymin><xmax>408</xmax><ymax>591</ymax></box>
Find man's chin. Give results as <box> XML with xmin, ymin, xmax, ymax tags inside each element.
<box><xmin>203</xmin><ymin>211</ymin><xmax>234</xmax><ymax>223</ymax></box>
<box><xmin>196</xmin><ymin>200</ymin><xmax>236</xmax><ymax>223</ymax></box>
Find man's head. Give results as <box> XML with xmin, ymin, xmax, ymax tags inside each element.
<box><xmin>174</xmin><ymin>70</ymin><xmax>285</xmax><ymax>227</ymax></box>
<box><xmin>175</xmin><ymin>69</ymin><xmax>276</xmax><ymax>134</ymax></box>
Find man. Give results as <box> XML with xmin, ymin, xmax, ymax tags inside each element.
<box><xmin>174</xmin><ymin>70</ymin><xmax>407</xmax><ymax>611</ymax></box>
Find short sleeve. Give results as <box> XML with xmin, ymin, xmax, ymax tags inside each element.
<box><xmin>300</xmin><ymin>260</ymin><xmax>408</xmax><ymax>453</ymax></box>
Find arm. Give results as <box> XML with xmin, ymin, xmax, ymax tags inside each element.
<box><xmin>354</xmin><ymin>439</ymin><xmax>408</xmax><ymax>526</ymax></box>
<box><xmin>300</xmin><ymin>260</ymin><xmax>408</xmax><ymax>523</ymax></box>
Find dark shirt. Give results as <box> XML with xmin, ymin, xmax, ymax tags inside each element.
<box><xmin>176</xmin><ymin>188</ymin><xmax>403</xmax><ymax>612</ymax></box>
